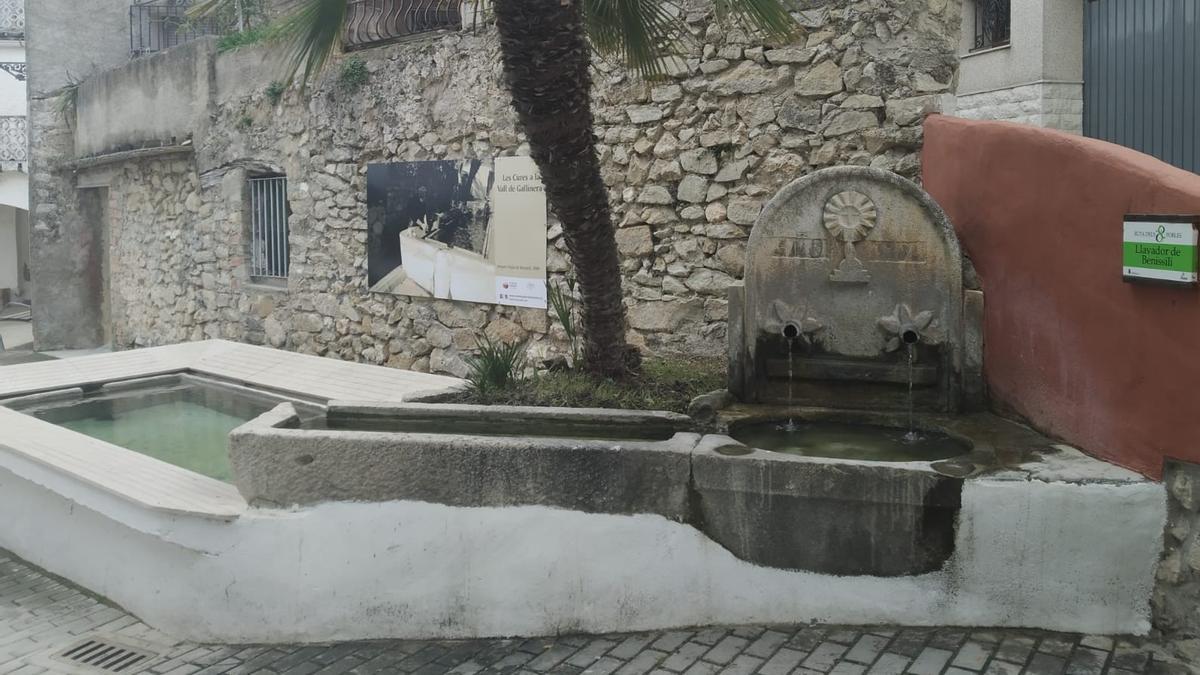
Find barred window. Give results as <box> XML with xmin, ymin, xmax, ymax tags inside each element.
<box><xmin>973</xmin><ymin>0</ymin><xmax>1011</xmax><ymax>51</ymax></box>
<box><xmin>248</xmin><ymin>175</ymin><xmax>290</xmax><ymax>279</ymax></box>
<box><xmin>344</xmin><ymin>0</ymin><xmax>463</xmax><ymax>51</ymax></box>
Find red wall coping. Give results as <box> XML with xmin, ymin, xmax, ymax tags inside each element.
<box><xmin>922</xmin><ymin>115</ymin><xmax>1200</xmax><ymax>480</ymax></box>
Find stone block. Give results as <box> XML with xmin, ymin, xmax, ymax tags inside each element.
<box><xmin>628</xmin><ymin>299</ymin><xmax>704</xmax><ymax>332</ymax></box>
<box><xmin>726</xmin><ymin>199</ymin><xmax>762</xmax><ymax>225</ymax></box>
<box><xmin>637</xmin><ymin>186</ymin><xmax>674</xmax><ymax>205</ymax></box>
<box><xmin>795</xmin><ymin>60</ymin><xmax>844</xmax><ymax>96</ymax></box>
<box><xmin>616</xmin><ymin>226</ymin><xmax>654</xmax><ymax>257</ymax></box>
<box><xmin>627</xmin><ymin>105</ymin><xmax>664</xmax><ymax>123</ymax></box>
<box><xmin>1168</xmin><ymin>463</ymin><xmax>1200</xmax><ymax>511</ymax></box>
<box><xmin>765</xmin><ymin>48</ymin><xmax>815</xmax><ymax>65</ymax></box>
<box><xmin>680</xmin><ymin>149</ymin><xmax>719</xmax><ymax>175</ymax></box>
<box><xmin>710</xmin><ymin>61</ymin><xmax>782</xmax><ymax>96</ymax></box>
<box><xmin>677</xmin><ymin>175</ymin><xmax>709</xmax><ymax>203</ymax></box>
<box><xmin>823</xmin><ymin>110</ymin><xmax>879</xmax><ymax>136</ymax></box>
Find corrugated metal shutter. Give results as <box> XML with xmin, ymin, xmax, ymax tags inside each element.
<box><xmin>1084</xmin><ymin>0</ymin><xmax>1199</xmax><ymax>174</ymax></box>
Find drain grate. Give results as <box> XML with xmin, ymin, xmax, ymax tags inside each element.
<box><xmin>49</xmin><ymin>636</ymin><xmax>159</xmax><ymax>674</ymax></box>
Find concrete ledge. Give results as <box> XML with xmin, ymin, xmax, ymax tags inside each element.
<box><xmin>70</xmin><ymin>145</ymin><xmax>194</xmax><ymax>171</ymax></box>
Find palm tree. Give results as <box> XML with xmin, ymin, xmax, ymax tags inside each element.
<box><xmin>205</xmin><ymin>0</ymin><xmax>795</xmax><ymax>377</ymax></box>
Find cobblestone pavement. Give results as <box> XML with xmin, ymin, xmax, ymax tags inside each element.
<box><xmin>1</xmin><ymin>551</ymin><xmax>1194</xmax><ymax>675</ymax></box>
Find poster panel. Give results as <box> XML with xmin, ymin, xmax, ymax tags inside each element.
<box><xmin>367</xmin><ymin>157</ymin><xmax>548</xmax><ymax>308</ymax></box>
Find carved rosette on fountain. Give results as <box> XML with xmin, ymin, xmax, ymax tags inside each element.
<box><xmin>823</xmin><ymin>190</ymin><xmax>876</xmax><ymax>284</ymax></box>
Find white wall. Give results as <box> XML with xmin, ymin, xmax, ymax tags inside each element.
<box><xmin>0</xmin><ymin>41</ymin><xmax>25</xmax><ymax>118</ymax></box>
<box><xmin>0</xmin><ymin>38</ymin><xmax>27</xmax><ymax>216</ymax></box>
<box><xmin>0</xmin><ymin>460</ymin><xmax>1166</xmax><ymax>643</ymax></box>
<box><xmin>955</xmin><ymin>0</ymin><xmax>1084</xmax><ymax>133</ymax></box>
<box><xmin>0</xmin><ymin>172</ymin><xmax>26</xmax><ymax>209</ymax></box>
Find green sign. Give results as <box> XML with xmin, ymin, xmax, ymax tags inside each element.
<box><xmin>1122</xmin><ymin>217</ymin><xmax>1199</xmax><ymax>285</ymax></box>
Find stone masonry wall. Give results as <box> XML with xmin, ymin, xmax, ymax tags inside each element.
<box><xmin>90</xmin><ymin>0</ymin><xmax>960</xmax><ymax>376</ymax></box>
<box><xmin>1156</xmin><ymin>459</ymin><xmax>1200</xmax><ymax>638</ymax></box>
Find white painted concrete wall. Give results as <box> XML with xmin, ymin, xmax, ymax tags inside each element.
<box><xmin>955</xmin><ymin>0</ymin><xmax>1083</xmax><ymax>133</ymax></box>
<box><xmin>0</xmin><ymin>460</ymin><xmax>1165</xmax><ymax>643</ymax></box>
<box><xmin>0</xmin><ymin>36</ymin><xmax>28</xmax><ymax>294</ymax></box>
<box><xmin>0</xmin><ymin>41</ymin><xmax>24</xmax><ymax>118</ymax></box>
<box><xmin>0</xmin><ymin>172</ymin><xmax>25</xmax><ymax>209</ymax></box>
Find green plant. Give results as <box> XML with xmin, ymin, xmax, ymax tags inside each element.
<box><xmin>236</xmin><ymin>114</ymin><xmax>253</xmax><ymax>131</ymax></box>
<box><xmin>338</xmin><ymin>56</ymin><xmax>369</xmax><ymax>92</ymax></box>
<box><xmin>218</xmin><ymin>24</ymin><xmax>273</xmax><ymax>52</ymax></box>
<box><xmin>547</xmin><ymin>276</ymin><xmax>581</xmax><ymax>369</ymax></box>
<box><xmin>711</xmin><ymin>141</ymin><xmax>738</xmax><ymax>163</ymax></box>
<box><xmin>190</xmin><ymin>0</ymin><xmax>267</xmax><ymax>32</ymax></box>
<box><xmin>55</xmin><ymin>81</ymin><xmax>79</xmax><ymax>117</ymax></box>
<box><xmin>451</xmin><ymin>355</ymin><xmax>725</xmax><ymax>414</ymax></box>
<box><xmin>464</xmin><ymin>334</ymin><xmax>528</xmax><ymax>397</ymax></box>
<box><xmin>265</xmin><ymin>80</ymin><xmax>286</xmax><ymax>105</ymax></box>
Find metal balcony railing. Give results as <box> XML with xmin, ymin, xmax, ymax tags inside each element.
<box><xmin>973</xmin><ymin>0</ymin><xmax>1010</xmax><ymax>51</ymax></box>
<box><xmin>0</xmin><ymin>0</ymin><xmax>24</xmax><ymax>39</ymax></box>
<box><xmin>344</xmin><ymin>0</ymin><xmax>462</xmax><ymax>51</ymax></box>
<box><xmin>0</xmin><ymin>116</ymin><xmax>27</xmax><ymax>170</ymax></box>
<box><xmin>130</xmin><ymin>0</ymin><xmax>225</xmax><ymax>57</ymax></box>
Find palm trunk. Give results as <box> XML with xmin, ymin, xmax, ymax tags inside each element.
<box><xmin>492</xmin><ymin>0</ymin><xmax>631</xmax><ymax>378</ymax></box>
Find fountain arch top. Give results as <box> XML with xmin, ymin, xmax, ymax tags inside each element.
<box><xmin>728</xmin><ymin>166</ymin><xmax>982</xmax><ymax>412</ymax></box>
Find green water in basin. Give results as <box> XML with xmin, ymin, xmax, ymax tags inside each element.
<box><xmin>31</xmin><ymin>386</ymin><xmax>277</xmax><ymax>482</ymax></box>
<box><xmin>730</xmin><ymin>421</ymin><xmax>969</xmax><ymax>462</ymax></box>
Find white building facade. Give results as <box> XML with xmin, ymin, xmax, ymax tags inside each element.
<box><xmin>0</xmin><ymin>0</ymin><xmax>26</xmax><ymax>303</ymax></box>
<box><xmin>955</xmin><ymin>0</ymin><xmax>1085</xmax><ymax>133</ymax></box>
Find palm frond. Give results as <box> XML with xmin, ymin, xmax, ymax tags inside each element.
<box><xmin>711</xmin><ymin>0</ymin><xmax>796</xmax><ymax>40</ymax></box>
<box><xmin>272</xmin><ymin>0</ymin><xmax>348</xmax><ymax>89</ymax></box>
<box><xmin>185</xmin><ymin>0</ymin><xmax>226</xmax><ymax>20</ymax></box>
<box><xmin>584</xmin><ymin>0</ymin><xmax>690</xmax><ymax>78</ymax></box>
<box><xmin>584</xmin><ymin>0</ymin><xmax>796</xmax><ymax>77</ymax></box>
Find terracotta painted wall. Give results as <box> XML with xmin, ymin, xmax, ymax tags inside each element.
<box><xmin>923</xmin><ymin>115</ymin><xmax>1200</xmax><ymax>479</ymax></box>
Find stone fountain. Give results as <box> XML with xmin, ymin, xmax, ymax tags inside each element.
<box><xmin>727</xmin><ymin>166</ymin><xmax>985</xmax><ymax>412</ymax></box>
<box><xmin>693</xmin><ymin>166</ymin><xmax>1003</xmax><ymax>576</ymax></box>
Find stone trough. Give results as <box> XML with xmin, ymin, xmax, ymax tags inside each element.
<box><xmin>216</xmin><ymin>398</ymin><xmax>1165</xmax><ymax>640</ymax></box>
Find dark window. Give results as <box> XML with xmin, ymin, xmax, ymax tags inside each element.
<box><xmin>130</xmin><ymin>0</ymin><xmax>226</xmax><ymax>57</ymax></box>
<box><xmin>974</xmin><ymin>0</ymin><xmax>1011</xmax><ymax>50</ymax></box>
<box><xmin>248</xmin><ymin>175</ymin><xmax>290</xmax><ymax>279</ymax></box>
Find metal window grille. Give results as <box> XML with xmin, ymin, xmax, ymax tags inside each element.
<box><xmin>0</xmin><ymin>0</ymin><xmax>24</xmax><ymax>39</ymax></box>
<box><xmin>973</xmin><ymin>0</ymin><xmax>1011</xmax><ymax>50</ymax></box>
<box><xmin>130</xmin><ymin>0</ymin><xmax>225</xmax><ymax>57</ymax></box>
<box><xmin>344</xmin><ymin>0</ymin><xmax>463</xmax><ymax>51</ymax></box>
<box><xmin>0</xmin><ymin>116</ymin><xmax>26</xmax><ymax>170</ymax></box>
<box><xmin>249</xmin><ymin>176</ymin><xmax>290</xmax><ymax>279</ymax></box>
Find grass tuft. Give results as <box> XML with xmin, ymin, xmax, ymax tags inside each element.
<box><xmin>217</xmin><ymin>25</ymin><xmax>273</xmax><ymax>53</ymax></box>
<box><xmin>338</xmin><ymin>56</ymin><xmax>370</xmax><ymax>92</ymax></box>
<box><xmin>464</xmin><ymin>335</ymin><xmax>527</xmax><ymax>397</ymax></box>
<box><xmin>454</xmin><ymin>355</ymin><xmax>725</xmax><ymax>413</ymax></box>
<box><xmin>265</xmin><ymin>80</ymin><xmax>286</xmax><ymax>105</ymax></box>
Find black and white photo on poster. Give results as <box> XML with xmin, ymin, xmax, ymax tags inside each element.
<box><xmin>367</xmin><ymin>157</ymin><xmax>547</xmax><ymax>308</ymax></box>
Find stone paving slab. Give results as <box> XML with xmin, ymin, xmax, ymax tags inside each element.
<box><xmin>0</xmin><ymin>550</ymin><xmax>1194</xmax><ymax>675</ymax></box>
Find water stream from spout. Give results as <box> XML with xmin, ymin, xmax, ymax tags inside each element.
<box><xmin>783</xmin><ymin>337</ymin><xmax>798</xmax><ymax>431</ymax></box>
<box><xmin>903</xmin><ymin>343</ymin><xmax>920</xmax><ymax>443</ymax></box>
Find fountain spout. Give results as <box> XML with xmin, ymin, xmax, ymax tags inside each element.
<box><xmin>900</xmin><ymin>327</ymin><xmax>921</xmax><ymax>346</ymax></box>
<box><xmin>781</xmin><ymin>323</ymin><xmax>801</xmax><ymax>340</ymax></box>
